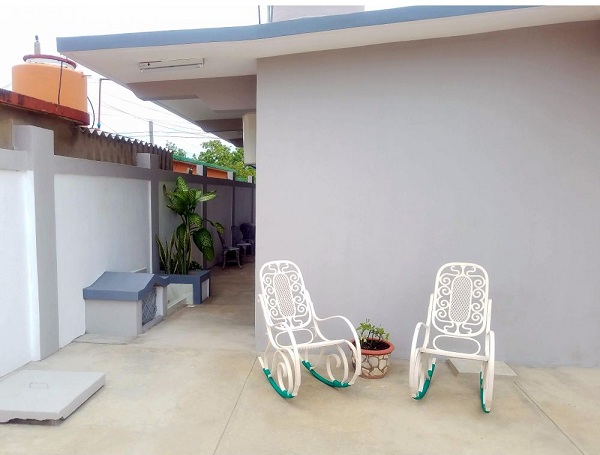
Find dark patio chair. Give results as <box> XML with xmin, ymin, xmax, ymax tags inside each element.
<box><xmin>232</xmin><ymin>225</ymin><xmax>253</xmax><ymax>260</ymax></box>
<box><xmin>217</xmin><ymin>231</ymin><xmax>241</xmax><ymax>269</ymax></box>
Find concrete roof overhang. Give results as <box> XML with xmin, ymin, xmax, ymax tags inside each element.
<box><xmin>57</xmin><ymin>5</ymin><xmax>600</xmax><ymax>147</ymax></box>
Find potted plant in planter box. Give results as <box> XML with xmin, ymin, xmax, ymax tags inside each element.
<box><xmin>353</xmin><ymin>319</ymin><xmax>395</xmax><ymax>379</ymax></box>
<box><xmin>156</xmin><ymin>176</ymin><xmax>224</xmax><ymax>274</ymax></box>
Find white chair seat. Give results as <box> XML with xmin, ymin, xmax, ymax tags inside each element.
<box><xmin>277</xmin><ymin>338</ymin><xmax>350</xmax><ymax>351</ymax></box>
<box><xmin>420</xmin><ymin>347</ymin><xmax>487</xmax><ymax>362</ymax></box>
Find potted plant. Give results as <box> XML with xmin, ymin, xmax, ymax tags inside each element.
<box><xmin>353</xmin><ymin>319</ymin><xmax>395</xmax><ymax>379</ymax></box>
<box><xmin>156</xmin><ymin>176</ymin><xmax>224</xmax><ymax>274</ymax></box>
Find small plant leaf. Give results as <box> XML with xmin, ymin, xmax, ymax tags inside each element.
<box><xmin>175</xmin><ymin>176</ymin><xmax>188</xmax><ymax>192</ymax></box>
<box><xmin>199</xmin><ymin>191</ymin><xmax>217</xmax><ymax>203</ymax></box>
<box><xmin>193</xmin><ymin>228</ymin><xmax>214</xmax><ymax>262</ymax></box>
<box><xmin>166</xmin><ymin>193</ymin><xmax>187</xmax><ymax>215</ymax></box>
<box><xmin>176</xmin><ymin>223</ymin><xmax>187</xmax><ymax>247</ymax></box>
<box><xmin>156</xmin><ymin>236</ymin><xmax>168</xmax><ymax>273</ymax></box>
<box><xmin>187</xmin><ymin>188</ymin><xmax>197</xmax><ymax>207</ymax></box>
<box><xmin>188</xmin><ymin>213</ymin><xmax>203</xmax><ymax>229</ymax></box>
<box><xmin>207</xmin><ymin>220</ymin><xmax>225</xmax><ymax>234</ymax></box>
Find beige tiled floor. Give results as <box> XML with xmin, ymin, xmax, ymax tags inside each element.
<box><xmin>0</xmin><ymin>263</ymin><xmax>598</xmax><ymax>455</ymax></box>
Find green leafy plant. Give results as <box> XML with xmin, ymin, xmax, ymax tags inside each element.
<box><xmin>156</xmin><ymin>232</ymin><xmax>180</xmax><ymax>274</ymax></box>
<box><xmin>161</xmin><ymin>176</ymin><xmax>223</xmax><ymax>274</ymax></box>
<box><xmin>356</xmin><ymin>319</ymin><xmax>390</xmax><ymax>351</ymax></box>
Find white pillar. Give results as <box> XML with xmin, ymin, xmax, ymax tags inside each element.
<box><xmin>242</xmin><ymin>112</ymin><xmax>256</xmax><ymax>165</ymax></box>
<box><xmin>13</xmin><ymin>125</ymin><xmax>60</xmax><ymax>360</ymax></box>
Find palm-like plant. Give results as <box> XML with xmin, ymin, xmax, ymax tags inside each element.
<box><xmin>160</xmin><ymin>176</ymin><xmax>224</xmax><ymax>274</ymax></box>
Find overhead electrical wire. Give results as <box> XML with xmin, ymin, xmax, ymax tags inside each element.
<box><xmin>98</xmin><ymin>102</ymin><xmax>210</xmax><ymax>135</ymax></box>
<box><xmin>85</xmin><ymin>75</ymin><xmax>219</xmax><ymax>149</ymax></box>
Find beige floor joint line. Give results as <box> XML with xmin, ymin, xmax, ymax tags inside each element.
<box><xmin>212</xmin><ymin>357</ymin><xmax>258</xmax><ymax>455</ymax></box>
<box><xmin>514</xmin><ymin>381</ymin><xmax>586</xmax><ymax>455</ymax></box>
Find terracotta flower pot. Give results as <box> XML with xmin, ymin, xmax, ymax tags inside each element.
<box><xmin>352</xmin><ymin>338</ymin><xmax>395</xmax><ymax>379</ymax></box>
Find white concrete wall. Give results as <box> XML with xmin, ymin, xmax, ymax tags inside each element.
<box><xmin>55</xmin><ymin>175</ymin><xmax>150</xmax><ymax>346</ymax></box>
<box><xmin>256</xmin><ymin>21</ymin><xmax>600</xmax><ymax>366</ymax></box>
<box><xmin>0</xmin><ymin>167</ymin><xmax>37</xmax><ymax>377</ymax></box>
<box><xmin>0</xmin><ymin>130</ymin><xmax>255</xmax><ymax>378</ymax></box>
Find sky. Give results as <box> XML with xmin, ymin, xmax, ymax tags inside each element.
<box><xmin>0</xmin><ymin>2</ymin><xmax>263</xmax><ymax>155</ymax></box>
<box><xmin>1</xmin><ymin>1</ymin><xmax>558</xmax><ymax>156</ymax></box>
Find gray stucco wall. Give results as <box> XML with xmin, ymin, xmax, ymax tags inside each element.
<box><xmin>256</xmin><ymin>21</ymin><xmax>600</xmax><ymax>366</ymax></box>
<box><xmin>206</xmin><ymin>184</ymin><xmax>234</xmax><ymax>269</ymax></box>
<box><xmin>234</xmin><ymin>186</ymin><xmax>255</xmax><ymax>226</ymax></box>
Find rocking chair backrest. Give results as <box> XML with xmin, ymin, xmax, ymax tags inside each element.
<box><xmin>431</xmin><ymin>262</ymin><xmax>490</xmax><ymax>338</ymax></box>
<box><xmin>259</xmin><ymin>260</ymin><xmax>313</xmax><ymax>329</ymax></box>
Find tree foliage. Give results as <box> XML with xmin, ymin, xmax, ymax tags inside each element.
<box><xmin>198</xmin><ymin>140</ymin><xmax>256</xmax><ymax>180</ymax></box>
<box><xmin>165</xmin><ymin>141</ymin><xmax>188</xmax><ymax>158</ymax></box>
<box><xmin>165</xmin><ymin>139</ymin><xmax>255</xmax><ymax>180</ymax></box>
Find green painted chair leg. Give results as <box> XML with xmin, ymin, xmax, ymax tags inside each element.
<box><xmin>262</xmin><ymin>368</ymin><xmax>294</xmax><ymax>398</ymax></box>
<box><xmin>480</xmin><ymin>372</ymin><xmax>491</xmax><ymax>413</ymax></box>
<box><xmin>428</xmin><ymin>362</ymin><xmax>436</xmax><ymax>379</ymax></box>
<box><xmin>302</xmin><ymin>361</ymin><xmax>350</xmax><ymax>388</ymax></box>
<box><xmin>414</xmin><ymin>362</ymin><xmax>436</xmax><ymax>400</ymax></box>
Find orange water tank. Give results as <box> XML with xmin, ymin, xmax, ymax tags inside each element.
<box><xmin>12</xmin><ymin>54</ymin><xmax>87</xmax><ymax>112</ymax></box>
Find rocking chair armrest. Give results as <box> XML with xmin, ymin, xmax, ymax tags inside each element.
<box><xmin>313</xmin><ymin>314</ymin><xmax>352</xmax><ymax>324</ymax></box>
<box><xmin>485</xmin><ymin>299</ymin><xmax>493</xmax><ymax>334</ymax></box>
<box><xmin>411</xmin><ymin>322</ymin><xmax>429</xmax><ymax>352</ymax></box>
<box><xmin>485</xmin><ymin>329</ymin><xmax>495</xmax><ymax>358</ymax></box>
<box><xmin>259</xmin><ymin>294</ymin><xmax>277</xmax><ymax>328</ymax></box>
<box><xmin>313</xmin><ymin>314</ymin><xmax>361</xmax><ymax>349</ymax></box>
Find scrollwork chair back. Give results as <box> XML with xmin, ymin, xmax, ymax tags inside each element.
<box><xmin>260</xmin><ymin>260</ymin><xmax>313</xmax><ymax>330</ymax></box>
<box><xmin>432</xmin><ymin>262</ymin><xmax>489</xmax><ymax>338</ymax></box>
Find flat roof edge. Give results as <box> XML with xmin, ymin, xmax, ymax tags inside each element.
<box><xmin>57</xmin><ymin>5</ymin><xmax>533</xmax><ymax>52</ymax></box>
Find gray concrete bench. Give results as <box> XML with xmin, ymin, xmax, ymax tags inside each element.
<box><xmin>162</xmin><ymin>270</ymin><xmax>211</xmax><ymax>305</ymax></box>
<box><xmin>83</xmin><ymin>272</ymin><xmax>169</xmax><ymax>337</ymax></box>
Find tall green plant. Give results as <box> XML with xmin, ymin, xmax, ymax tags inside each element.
<box><xmin>162</xmin><ymin>176</ymin><xmax>224</xmax><ymax>274</ymax></box>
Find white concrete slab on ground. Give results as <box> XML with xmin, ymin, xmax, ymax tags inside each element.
<box><xmin>0</xmin><ymin>370</ymin><xmax>104</xmax><ymax>423</ymax></box>
<box><xmin>447</xmin><ymin>358</ymin><xmax>517</xmax><ymax>376</ymax></box>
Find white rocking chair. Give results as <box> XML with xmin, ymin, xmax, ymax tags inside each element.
<box><xmin>258</xmin><ymin>260</ymin><xmax>361</xmax><ymax>398</ymax></box>
<box><xmin>409</xmin><ymin>262</ymin><xmax>495</xmax><ymax>412</ymax></box>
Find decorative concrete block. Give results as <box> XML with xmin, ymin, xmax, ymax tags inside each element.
<box><xmin>162</xmin><ymin>270</ymin><xmax>211</xmax><ymax>305</ymax></box>
<box><xmin>83</xmin><ymin>272</ymin><xmax>169</xmax><ymax>337</ymax></box>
